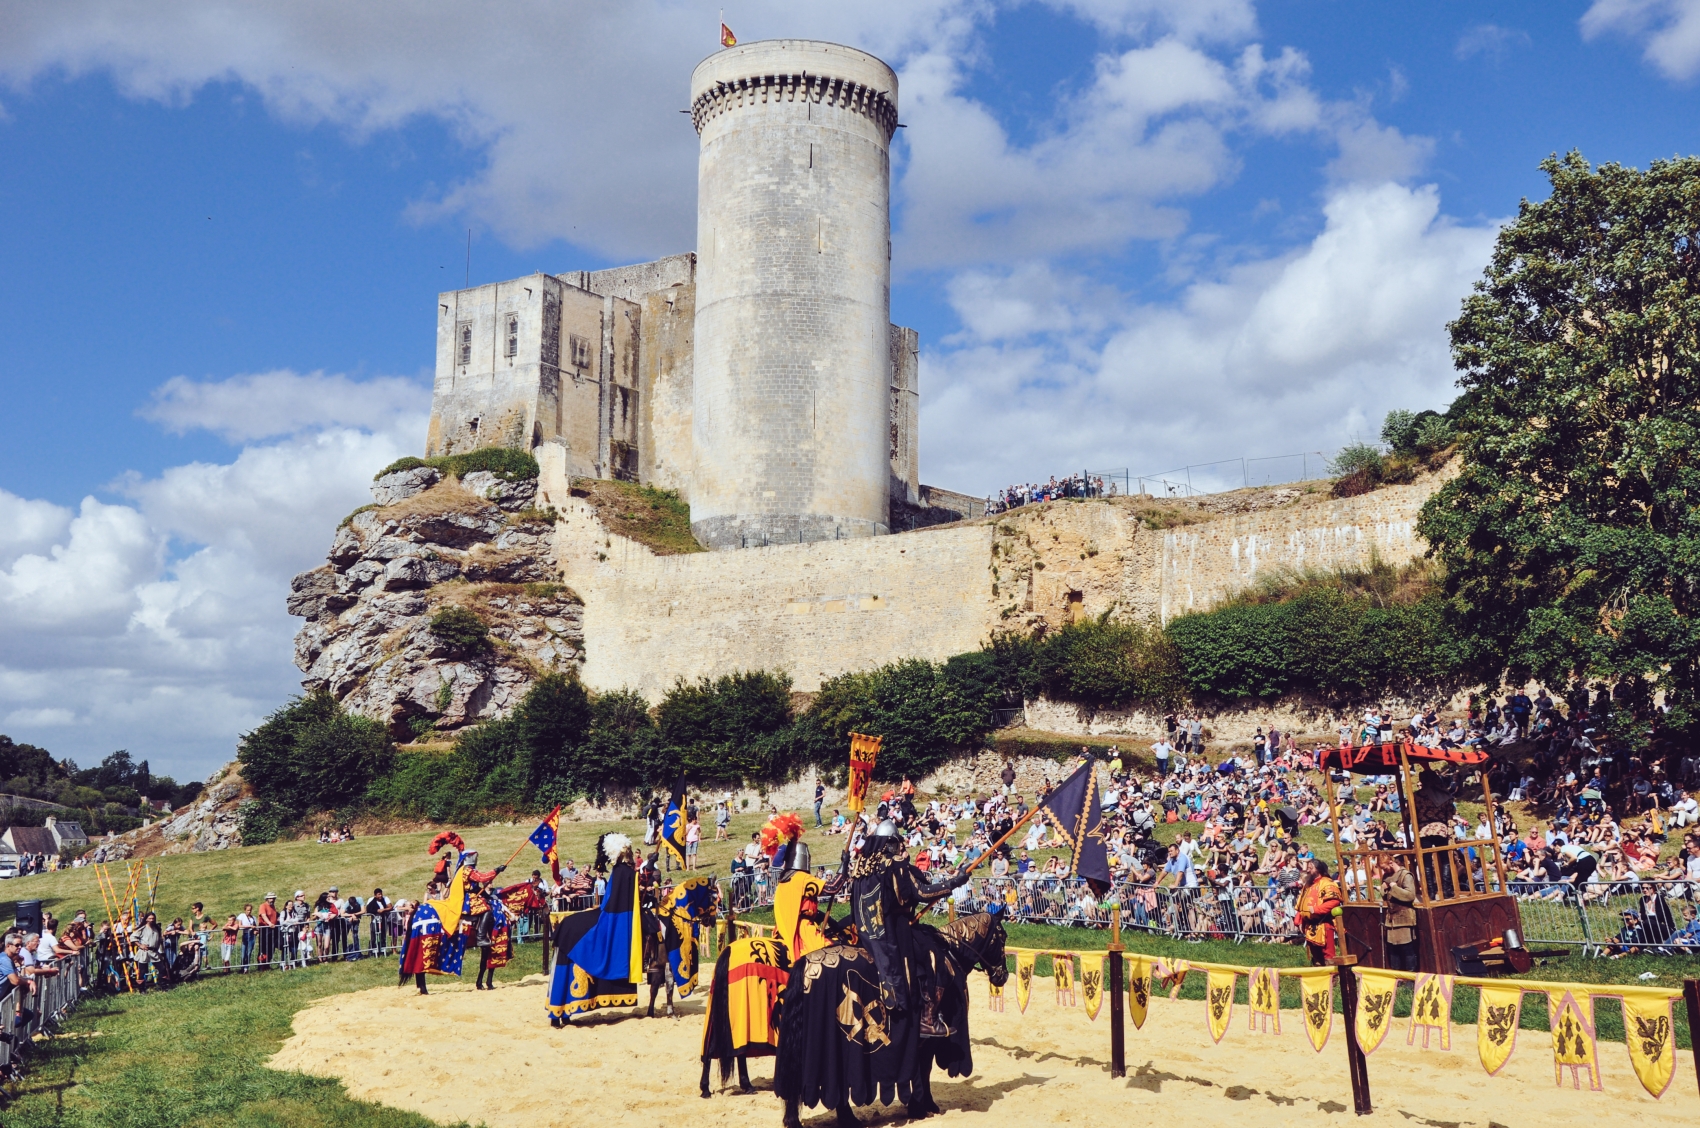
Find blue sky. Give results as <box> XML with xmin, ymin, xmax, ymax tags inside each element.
<box><xmin>2</xmin><ymin>0</ymin><xmax>1698</xmax><ymax>777</ymax></box>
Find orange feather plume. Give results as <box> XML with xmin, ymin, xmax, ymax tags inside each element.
<box><xmin>759</xmin><ymin>812</ymin><xmax>805</xmax><ymax>857</ymax></box>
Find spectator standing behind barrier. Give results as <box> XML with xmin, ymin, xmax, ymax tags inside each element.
<box><xmin>257</xmin><ymin>894</ymin><xmax>280</xmax><ymax>967</ymax></box>
<box><xmin>235</xmin><ymin>904</ymin><xmax>257</xmax><ymax>971</ymax></box>
<box><xmin>367</xmin><ymin>889</ymin><xmax>390</xmax><ymax>954</ymax></box>
<box><xmin>278</xmin><ymin>893</ymin><xmax>303</xmax><ymax>967</ymax></box>
<box><xmin>343</xmin><ymin>893</ymin><xmax>364</xmax><ymax>960</ymax></box>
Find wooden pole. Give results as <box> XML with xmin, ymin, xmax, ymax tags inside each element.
<box><xmin>1683</xmin><ymin>978</ymin><xmax>1700</xmax><ymax>1101</ymax></box>
<box><xmin>1397</xmin><ymin>746</ymin><xmax>1431</xmax><ymax>907</ymax></box>
<box><xmin>1479</xmin><ymin>771</ymin><xmax>1510</xmax><ymax>894</ymax></box>
<box><xmin>1334</xmin><ymin>955</ymin><xmax>1373</xmax><ymax>1115</ymax></box>
<box><xmin>959</xmin><ymin>807</ymin><xmax>1039</xmax><ymax>879</ymax></box>
<box><xmin>1108</xmin><ymin>907</ymin><xmax>1126</xmax><ymax>1079</ymax></box>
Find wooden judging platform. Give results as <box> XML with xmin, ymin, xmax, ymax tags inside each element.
<box><xmin>1320</xmin><ymin>738</ymin><xmax>1524</xmax><ymax>976</ymax></box>
<box><xmin>1341</xmin><ymin>894</ymin><xmax>1521</xmax><ymax>974</ymax></box>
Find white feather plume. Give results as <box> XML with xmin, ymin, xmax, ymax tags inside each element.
<box><xmin>600</xmin><ymin>832</ymin><xmax>632</xmax><ymax>854</ymax></box>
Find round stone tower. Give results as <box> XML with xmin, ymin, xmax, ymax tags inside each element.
<box><xmin>689</xmin><ymin>40</ymin><xmax>898</xmax><ymax>549</ymax></box>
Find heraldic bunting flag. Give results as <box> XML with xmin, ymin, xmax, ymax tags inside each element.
<box><xmin>661</xmin><ymin>773</ymin><xmax>689</xmax><ymax>867</ymax></box>
<box><xmin>1039</xmin><ymin>760</ymin><xmax>1112</xmax><ymax>890</ymax></box>
<box><xmin>528</xmin><ymin>805</ymin><xmax>562</xmax><ymax>882</ymax></box>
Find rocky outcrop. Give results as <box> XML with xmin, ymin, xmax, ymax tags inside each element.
<box><xmin>101</xmin><ymin>763</ymin><xmax>251</xmax><ymax>858</ymax></box>
<box><xmin>289</xmin><ymin>474</ymin><xmax>582</xmax><ymax>739</ymax></box>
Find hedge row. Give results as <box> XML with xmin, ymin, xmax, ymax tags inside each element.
<box><xmin>238</xmin><ymin>582</ymin><xmax>1467</xmax><ymax>832</ymax></box>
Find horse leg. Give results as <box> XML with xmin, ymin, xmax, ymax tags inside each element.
<box><xmin>737</xmin><ymin>1053</ymin><xmax>753</xmax><ymax>1093</ymax></box>
<box><xmin>667</xmin><ymin>981</ymin><xmax>676</xmax><ymax>1018</ymax></box>
<box><xmin>835</xmin><ymin>1100</ymin><xmax>861</xmax><ymax>1127</ymax></box>
<box><xmin>647</xmin><ymin>980</ymin><xmax>658</xmax><ymax>1018</ymax></box>
<box><xmin>782</xmin><ymin>1097</ymin><xmax>804</xmax><ymax>1128</ymax></box>
<box><xmin>700</xmin><ymin>1058</ymin><xmax>713</xmax><ymax>1098</ymax></box>
<box><xmin>907</xmin><ymin>1059</ymin><xmax>941</xmax><ymax>1118</ymax></box>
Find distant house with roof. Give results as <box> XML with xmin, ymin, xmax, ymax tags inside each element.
<box><xmin>0</xmin><ymin>826</ymin><xmax>60</xmax><ymax>857</ymax></box>
<box><xmin>44</xmin><ymin>817</ymin><xmax>88</xmax><ymax>852</ymax></box>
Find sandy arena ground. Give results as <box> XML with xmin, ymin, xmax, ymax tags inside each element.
<box><xmin>270</xmin><ymin>972</ymin><xmax>1697</xmax><ymax>1127</ymax></box>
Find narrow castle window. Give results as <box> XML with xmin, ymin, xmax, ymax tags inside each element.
<box><xmin>505</xmin><ymin>314</ymin><xmax>520</xmax><ymax>358</ymax></box>
<box><xmin>569</xmin><ymin>334</ymin><xmax>591</xmax><ymax>369</ymax></box>
<box><xmin>457</xmin><ymin>322</ymin><xmax>473</xmax><ymax>366</ymax></box>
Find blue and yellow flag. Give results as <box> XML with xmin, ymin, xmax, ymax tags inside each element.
<box><xmin>660</xmin><ymin>774</ymin><xmax>689</xmax><ymax>866</ymax></box>
<box><xmin>529</xmin><ymin>805</ymin><xmax>562</xmax><ymax>881</ymax></box>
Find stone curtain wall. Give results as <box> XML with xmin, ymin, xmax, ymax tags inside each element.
<box><xmin>555</xmin><ymin>495</ymin><xmax>995</xmax><ymax>697</ymax></box>
<box><xmin>554</xmin><ymin>469</ymin><xmax>1450</xmax><ymax>701</ymax></box>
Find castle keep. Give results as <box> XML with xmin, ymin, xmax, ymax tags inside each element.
<box><xmin>427</xmin><ymin>40</ymin><xmax>940</xmax><ymax>548</ymax></box>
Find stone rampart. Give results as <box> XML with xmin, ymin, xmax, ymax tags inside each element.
<box><xmin>555</xmin><ymin>495</ymin><xmax>993</xmax><ymax>698</ymax></box>
<box><xmin>549</xmin><ymin>467</ymin><xmax>1452</xmax><ymax>704</ymax></box>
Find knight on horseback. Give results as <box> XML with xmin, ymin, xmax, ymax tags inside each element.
<box><xmin>850</xmin><ymin>818</ymin><xmax>970</xmax><ymax>1039</ymax></box>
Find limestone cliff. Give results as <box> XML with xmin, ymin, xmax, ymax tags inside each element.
<box><xmin>288</xmin><ymin>467</ymin><xmax>583</xmax><ymax>739</ymax></box>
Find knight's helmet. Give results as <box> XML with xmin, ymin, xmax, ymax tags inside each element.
<box><xmin>784</xmin><ymin>840</ymin><xmax>813</xmax><ymax>877</ymax></box>
<box><xmin>868</xmin><ymin>818</ymin><xmax>904</xmax><ymax>855</ymax></box>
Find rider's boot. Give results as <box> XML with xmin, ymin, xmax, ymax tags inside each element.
<box><xmin>918</xmin><ymin>987</ymin><xmax>948</xmax><ymax>1039</ymax></box>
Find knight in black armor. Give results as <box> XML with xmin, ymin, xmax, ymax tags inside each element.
<box><xmin>849</xmin><ymin>819</ymin><xmax>970</xmax><ymax>1038</ymax></box>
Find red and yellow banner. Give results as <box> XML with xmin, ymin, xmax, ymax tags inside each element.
<box><xmin>846</xmin><ymin>732</ymin><xmax>882</xmax><ymax>813</ymax></box>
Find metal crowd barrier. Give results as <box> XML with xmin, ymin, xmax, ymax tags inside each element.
<box><xmin>0</xmin><ymin>947</ymin><xmax>94</xmax><ymax>1076</ymax></box>
<box><xmin>1508</xmin><ymin>878</ymin><xmax>1699</xmax><ymax>955</ymax></box>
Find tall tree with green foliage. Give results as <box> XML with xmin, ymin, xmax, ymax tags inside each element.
<box><xmin>1419</xmin><ymin>151</ymin><xmax>1700</xmax><ymax>738</ymax></box>
<box><xmin>237</xmin><ymin>692</ymin><xmax>393</xmax><ymax>840</ymax></box>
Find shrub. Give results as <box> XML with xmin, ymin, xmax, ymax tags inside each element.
<box><xmin>794</xmin><ymin>658</ymin><xmax>995</xmax><ymax>782</ymax></box>
<box><xmin>429</xmin><ymin>605</ymin><xmax>489</xmax><ymax>651</ymax></box>
<box><xmin>1033</xmin><ymin>616</ymin><xmax>1185</xmax><ymax>708</ymax></box>
<box><xmin>657</xmin><ymin>671</ymin><xmax>794</xmax><ymax>783</ymax></box>
<box><xmin>516</xmin><ymin>673</ymin><xmax>593</xmax><ymax>793</ymax></box>
<box><xmin>376</xmin><ymin>448</ymin><xmax>539</xmax><ymax>483</ymax></box>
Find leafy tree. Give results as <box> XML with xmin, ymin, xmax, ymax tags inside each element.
<box><xmin>794</xmin><ymin>659</ymin><xmax>994</xmax><ymax>781</ymax></box>
<box><xmin>1033</xmin><ymin>616</ymin><xmax>1185</xmax><ymax>707</ymax></box>
<box><xmin>657</xmin><ymin>671</ymin><xmax>795</xmax><ymax>783</ymax></box>
<box><xmin>1419</xmin><ymin>152</ymin><xmax>1700</xmax><ymax>741</ymax></box>
<box><xmin>514</xmin><ymin>672</ymin><xmax>593</xmax><ymax>792</ymax></box>
<box><xmin>237</xmin><ymin>692</ymin><xmax>394</xmax><ymax>825</ymax></box>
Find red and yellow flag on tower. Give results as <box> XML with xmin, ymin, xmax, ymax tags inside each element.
<box><xmin>721</xmin><ymin>23</ymin><xmax>737</xmax><ymax>47</ymax></box>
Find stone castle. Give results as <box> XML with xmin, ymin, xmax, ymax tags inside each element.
<box><xmin>291</xmin><ymin>39</ymin><xmax>1451</xmax><ymax>746</ymax></box>
<box><xmin>426</xmin><ymin>40</ymin><xmax>972</xmax><ymax>549</ymax></box>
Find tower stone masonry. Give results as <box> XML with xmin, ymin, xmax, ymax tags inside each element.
<box><xmin>688</xmin><ymin>40</ymin><xmax>898</xmax><ymax>549</ymax></box>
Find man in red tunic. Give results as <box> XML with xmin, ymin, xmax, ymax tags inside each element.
<box><xmin>1295</xmin><ymin>858</ymin><xmax>1344</xmax><ymax>965</ymax></box>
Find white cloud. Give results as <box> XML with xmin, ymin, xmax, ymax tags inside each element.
<box><xmin>1454</xmin><ymin>23</ymin><xmax>1531</xmax><ymax>62</ymax></box>
<box><xmin>897</xmin><ymin>36</ymin><xmax>1426</xmax><ymax>266</ymax></box>
<box><xmin>0</xmin><ymin>2</ymin><xmax>1427</xmax><ymax>271</ymax></box>
<box><xmin>1582</xmin><ymin>0</ymin><xmax>1700</xmax><ymax>80</ymax></box>
<box><xmin>0</xmin><ymin>490</ymin><xmax>72</xmax><ymax>570</ymax></box>
<box><xmin>141</xmin><ymin>370</ymin><xmax>429</xmax><ymax>441</ymax></box>
<box><xmin>919</xmin><ymin>183</ymin><xmax>1501</xmax><ymax>495</ymax></box>
<box><xmin>0</xmin><ymin>371</ymin><xmax>418</xmax><ymax>779</ymax></box>
<box><xmin>0</xmin><ymin>0</ymin><xmax>981</xmax><ymax>260</ymax></box>
<box><xmin>1040</xmin><ymin>0</ymin><xmax>1258</xmax><ymax>43</ymax></box>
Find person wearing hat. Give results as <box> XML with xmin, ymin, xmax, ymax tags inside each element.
<box><xmin>256</xmin><ymin>893</ymin><xmax>281</xmax><ymax>968</ymax></box>
<box><xmin>849</xmin><ymin>817</ymin><xmax>970</xmax><ymax>1038</ymax></box>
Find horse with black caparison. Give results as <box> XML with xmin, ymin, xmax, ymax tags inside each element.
<box><xmin>774</xmin><ymin>909</ymin><xmax>1010</xmax><ymax>1127</ymax></box>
